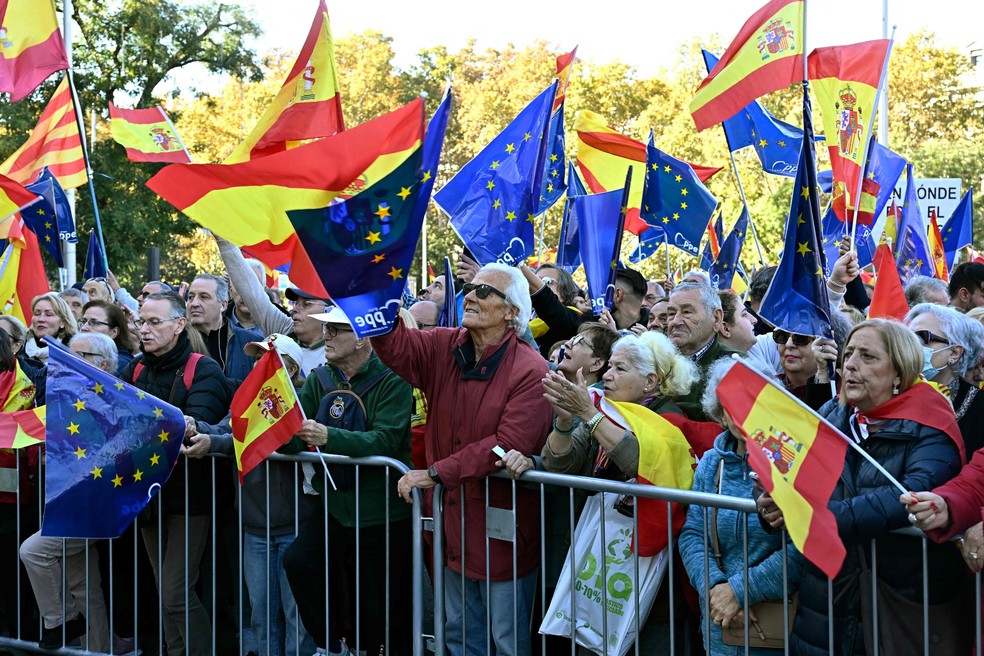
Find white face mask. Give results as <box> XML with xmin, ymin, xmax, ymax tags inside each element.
<box><xmin>921</xmin><ymin>344</ymin><xmax>953</xmax><ymax>380</ymax></box>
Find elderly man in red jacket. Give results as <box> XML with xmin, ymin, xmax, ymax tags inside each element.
<box><xmin>374</xmin><ymin>262</ymin><xmax>552</xmax><ymax>656</ymax></box>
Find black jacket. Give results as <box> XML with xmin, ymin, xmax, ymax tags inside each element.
<box><xmin>122</xmin><ymin>332</ymin><xmax>232</xmax><ymax>516</ymax></box>
<box><xmin>789</xmin><ymin>400</ymin><xmax>964</xmax><ymax>656</ymax></box>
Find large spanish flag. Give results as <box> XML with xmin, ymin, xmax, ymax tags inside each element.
<box><xmin>0</xmin><ymin>407</ymin><xmax>45</xmax><ymax>449</ymax></box>
<box><xmin>225</xmin><ymin>0</ymin><xmax>344</xmax><ymax>163</ymax></box>
<box><xmin>147</xmin><ymin>98</ymin><xmax>422</xmax><ymax>272</ymax></box>
<box><xmin>0</xmin><ymin>228</ymin><xmax>50</xmax><ymax>325</ymax></box>
<box><xmin>109</xmin><ymin>103</ymin><xmax>192</xmax><ymax>163</ymax></box>
<box><xmin>808</xmin><ymin>40</ymin><xmax>891</xmax><ymax>225</ymax></box>
<box><xmin>575</xmin><ymin>110</ymin><xmax>721</xmax><ymax>235</ymax></box>
<box><xmin>689</xmin><ymin>0</ymin><xmax>804</xmax><ymax>131</ymax></box>
<box><xmin>0</xmin><ymin>0</ymin><xmax>69</xmax><ymax>102</ymax></box>
<box><xmin>0</xmin><ymin>77</ymin><xmax>86</xmax><ymax>190</ymax></box>
<box><xmin>718</xmin><ymin>360</ymin><xmax>847</xmax><ymax>579</ymax></box>
<box><xmin>230</xmin><ymin>348</ymin><xmax>303</xmax><ymax>483</ymax></box>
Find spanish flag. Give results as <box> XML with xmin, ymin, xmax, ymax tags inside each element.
<box><xmin>689</xmin><ymin>0</ymin><xmax>804</xmax><ymax>131</ymax></box>
<box><xmin>718</xmin><ymin>360</ymin><xmax>847</xmax><ymax>579</ymax></box>
<box><xmin>0</xmin><ymin>172</ymin><xmax>41</xmax><ymax>224</ymax></box>
<box><xmin>867</xmin><ymin>243</ymin><xmax>908</xmax><ymax>321</ymax></box>
<box><xmin>0</xmin><ymin>0</ymin><xmax>69</xmax><ymax>102</ymax></box>
<box><xmin>147</xmin><ymin>98</ymin><xmax>422</xmax><ymax>271</ymax></box>
<box><xmin>0</xmin><ymin>77</ymin><xmax>86</xmax><ymax>190</ymax></box>
<box><xmin>0</xmin><ymin>407</ymin><xmax>45</xmax><ymax>449</ymax></box>
<box><xmin>230</xmin><ymin>348</ymin><xmax>303</xmax><ymax>483</ymax></box>
<box><xmin>575</xmin><ymin>110</ymin><xmax>721</xmax><ymax>235</ymax></box>
<box><xmin>109</xmin><ymin>103</ymin><xmax>191</xmax><ymax>163</ymax></box>
<box><xmin>0</xmin><ymin>228</ymin><xmax>50</xmax><ymax>325</ymax></box>
<box><xmin>225</xmin><ymin>0</ymin><xmax>344</xmax><ymax>163</ymax></box>
<box><xmin>808</xmin><ymin>40</ymin><xmax>891</xmax><ymax>226</ymax></box>
<box><xmin>0</xmin><ymin>360</ymin><xmax>36</xmax><ymax>411</ymax></box>
<box><xmin>927</xmin><ymin>208</ymin><xmax>949</xmax><ymax>281</ymax></box>
<box><xmin>553</xmin><ymin>47</ymin><xmax>577</xmax><ymax>111</ymax></box>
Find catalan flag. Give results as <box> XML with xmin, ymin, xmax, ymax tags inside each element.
<box><xmin>225</xmin><ymin>0</ymin><xmax>343</xmax><ymax>163</ymax></box>
<box><xmin>575</xmin><ymin>110</ymin><xmax>721</xmax><ymax>235</ymax></box>
<box><xmin>230</xmin><ymin>348</ymin><xmax>303</xmax><ymax>483</ymax></box>
<box><xmin>689</xmin><ymin>0</ymin><xmax>804</xmax><ymax>131</ymax></box>
<box><xmin>808</xmin><ymin>40</ymin><xmax>892</xmax><ymax>226</ymax></box>
<box><xmin>109</xmin><ymin>103</ymin><xmax>191</xmax><ymax>163</ymax></box>
<box><xmin>0</xmin><ymin>0</ymin><xmax>69</xmax><ymax>102</ymax></box>
<box><xmin>0</xmin><ymin>77</ymin><xmax>86</xmax><ymax>190</ymax></box>
<box><xmin>867</xmin><ymin>242</ymin><xmax>908</xmax><ymax>321</ymax></box>
<box><xmin>0</xmin><ymin>406</ymin><xmax>45</xmax><ymax>448</ymax></box>
<box><xmin>0</xmin><ymin>227</ymin><xmax>49</xmax><ymax>325</ymax></box>
<box><xmin>147</xmin><ymin>99</ymin><xmax>423</xmax><ymax>272</ymax></box>
<box><xmin>717</xmin><ymin>360</ymin><xmax>846</xmax><ymax>579</ymax></box>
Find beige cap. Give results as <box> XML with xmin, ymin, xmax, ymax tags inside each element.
<box><xmin>243</xmin><ymin>333</ymin><xmax>304</xmax><ymax>367</ymax></box>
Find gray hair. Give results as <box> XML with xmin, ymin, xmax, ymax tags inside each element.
<box><xmin>702</xmin><ymin>356</ymin><xmax>776</xmax><ymax>425</ymax></box>
<box><xmin>60</xmin><ymin>288</ymin><xmax>90</xmax><ymax>304</ymax></box>
<box><xmin>612</xmin><ymin>331</ymin><xmax>697</xmax><ymax>397</ymax></box>
<box><xmin>682</xmin><ymin>269</ymin><xmax>711</xmax><ymax>286</ymax></box>
<box><xmin>479</xmin><ymin>263</ymin><xmax>532</xmax><ymax>334</ymax></box>
<box><xmin>0</xmin><ymin>314</ymin><xmax>28</xmax><ymax>343</ymax></box>
<box><xmin>906</xmin><ymin>302</ymin><xmax>984</xmax><ymax>377</ymax></box>
<box><xmin>144</xmin><ymin>291</ymin><xmax>187</xmax><ymax>319</ymax></box>
<box><xmin>670</xmin><ymin>281</ymin><xmax>722</xmax><ymax>314</ymax></box>
<box><xmin>904</xmin><ymin>275</ymin><xmax>948</xmax><ymax>308</ymax></box>
<box><xmin>192</xmin><ymin>274</ymin><xmax>230</xmax><ymax>303</ymax></box>
<box><xmin>245</xmin><ymin>259</ymin><xmax>267</xmax><ymax>284</ymax></box>
<box><xmin>70</xmin><ymin>332</ymin><xmax>119</xmax><ymax>374</ymax></box>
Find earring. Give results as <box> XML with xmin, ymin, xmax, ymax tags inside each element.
<box><xmin>892</xmin><ymin>382</ymin><xmax>900</xmax><ymax>396</ymax></box>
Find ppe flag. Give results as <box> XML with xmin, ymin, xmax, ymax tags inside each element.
<box><xmin>690</xmin><ymin>0</ymin><xmax>804</xmax><ymax>131</ymax></box>
<box><xmin>437</xmin><ymin>82</ymin><xmax>556</xmax><ymax>266</ymax></box>
<box><xmin>941</xmin><ymin>189</ymin><xmax>972</xmax><ymax>270</ymax></box>
<box><xmin>576</xmin><ymin>182</ymin><xmax>628</xmax><ymax>314</ymax></box>
<box><xmin>230</xmin><ymin>348</ymin><xmax>304</xmax><ymax>483</ymax></box>
<box><xmin>0</xmin><ymin>406</ymin><xmax>45</xmax><ymax>449</ymax></box>
<box><xmin>556</xmin><ymin>160</ymin><xmax>585</xmax><ymax>273</ymax></box>
<box><xmin>894</xmin><ymin>164</ymin><xmax>934</xmax><ymax>283</ymax></box>
<box><xmin>109</xmin><ymin>103</ymin><xmax>191</xmax><ymax>163</ymax></box>
<box><xmin>82</xmin><ymin>229</ymin><xmax>107</xmax><ymax>280</ymax></box>
<box><xmin>708</xmin><ymin>207</ymin><xmax>749</xmax><ymax>291</ymax></box>
<box><xmin>0</xmin><ymin>0</ymin><xmax>69</xmax><ymax>102</ymax></box>
<box><xmin>701</xmin><ymin>49</ymin><xmax>803</xmax><ymax>178</ymax></box>
<box><xmin>24</xmin><ymin>167</ymin><xmax>75</xmax><ymax>266</ymax></box>
<box><xmin>717</xmin><ymin>360</ymin><xmax>847</xmax><ymax>579</ymax></box>
<box><xmin>42</xmin><ymin>340</ymin><xmax>185</xmax><ymax>539</ymax></box>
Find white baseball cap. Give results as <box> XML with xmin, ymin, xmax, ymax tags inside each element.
<box><xmin>243</xmin><ymin>333</ymin><xmax>304</xmax><ymax>368</ymax></box>
<box><xmin>309</xmin><ymin>306</ymin><xmax>353</xmax><ymax>327</ymax></box>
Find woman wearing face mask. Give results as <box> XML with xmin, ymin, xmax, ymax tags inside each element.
<box><xmin>905</xmin><ymin>303</ymin><xmax>984</xmax><ymax>456</ymax></box>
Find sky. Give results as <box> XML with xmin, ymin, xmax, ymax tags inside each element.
<box><xmin>220</xmin><ymin>0</ymin><xmax>981</xmax><ymax>81</ymax></box>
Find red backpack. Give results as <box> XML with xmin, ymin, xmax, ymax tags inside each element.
<box><xmin>130</xmin><ymin>352</ymin><xmax>203</xmax><ymax>400</ymax></box>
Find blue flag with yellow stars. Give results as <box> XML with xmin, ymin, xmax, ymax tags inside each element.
<box><xmin>82</xmin><ymin>229</ymin><xmax>107</xmax><ymax>279</ymax></box>
<box><xmin>436</xmin><ymin>81</ymin><xmax>557</xmax><ymax>265</ymax></box>
<box><xmin>895</xmin><ymin>163</ymin><xmax>935</xmax><ymax>283</ymax></box>
<box><xmin>821</xmin><ymin>206</ymin><xmax>875</xmax><ymax>274</ymax></box>
<box><xmin>818</xmin><ymin>138</ymin><xmax>907</xmax><ymax>226</ymax></box>
<box><xmin>23</xmin><ymin>168</ymin><xmax>75</xmax><ymax>267</ymax></box>
<box><xmin>708</xmin><ymin>207</ymin><xmax>749</xmax><ymax>290</ymax></box>
<box><xmin>537</xmin><ymin>108</ymin><xmax>567</xmax><ymax>214</ymax></box>
<box><xmin>41</xmin><ymin>340</ymin><xmax>185</xmax><ymax>538</ymax></box>
<box><xmin>639</xmin><ymin>132</ymin><xmax>717</xmax><ymax>257</ymax></box>
<box><xmin>288</xmin><ymin>89</ymin><xmax>452</xmax><ymax>339</ymax></box>
<box><xmin>942</xmin><ymin>189</ymin><xmax>973</xmax><ymax>270</ymax></box>
<box><xmin>576</xmin><ymin>176</ymin><xmax>629</xmax><ymax>314</ymax></box>
<box><xmin>758</xmin><ymin>88</ymin><xmax>832</xmax><ymax>339</ymax></box>
<box><xmin>557</xmin><ymin>159</ymin><xmax>586</xmax><ymax>272</ymax></box>
<box><xmin>702</xmin><ymin>50</ymin><xmax>803</xmax><ymax>178</ymax></box>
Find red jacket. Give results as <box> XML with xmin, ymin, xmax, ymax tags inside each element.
<box><xmin>373</xmin><ymin>319</ymin><xmax>552</xmax><ymax>581</ymax></box>
<box><xmin>928</xmin><ymin>447</ymin><xmax>984</xmax><ymax>543</ymax></box>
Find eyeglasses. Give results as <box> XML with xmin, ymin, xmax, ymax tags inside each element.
<box><xmin>74</xmin><ymin>351</ymin><xmax>105</xmax><ymax>362</ymax></box>
<box><xmin>134</xmin><ymin>317</ymin><xmax>179</xmax><ymax>329</ymax></box>
<box><xmin>322</xmin><ymin>323</ymin><xmax>354</xmax><ymax>338</ymax></box>
<box><xmin>416</xmin><ymin>322</ymin><xmax>436</xmax><ymax>330</ymax></box>
<box><xmin>772</xmin><ymin>330</ymin><xmax>814</xmax><ymax>347</ymax></box>
<box><xmin>913</xmin><ymin>329</ymin><xmax>950</xmax><ymax>346</ymax></box>
<box><xmin>461</xmin><ymin>283</ymin><xmax>507</xmax><ymax>300</ymax></box>
<box><xmin>569</xmin><ymin>334</ymin><xmax>595</xmax><ymax>352</ymax></box>
<box><xmin>79</xmin><ymin>318</ymin><xmax>110</xmax><ymax>328</ymax></box>
<box><xmin>294</xmin><ymin>299</ymin><xmax>327</xmax><ymax>311</ymax></box>
<box><xmin>540</xmin><ymin>276</ymin><xmax>557</xmax><ymax>286</ymax></box>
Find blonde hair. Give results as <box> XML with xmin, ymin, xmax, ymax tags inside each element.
<box><xmin>839</xmin><ymin>319</ymin><xmax>922</xmax><ymax>405</ymax></box>
<box><xmin>30</xmin><ymin>292</ymin><xmax>78</xmax><ymax>342</ymax></box>
<box><xmin>612</xmin><ymin>331</ymin><xmax>697</xmax><ymax>398</ymax></box>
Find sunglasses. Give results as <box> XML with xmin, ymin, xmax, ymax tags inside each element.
<box><xmin>461</xmin><ymin>283</ymin><xmax>507</xmax><ymax>300</ymax></box>
<box><xmin>913</xmin><ymin>329</ymin><xmax>950</xmax><ymax>346</ymax></box>
<box><xmin>772</xmin><ymin>330</ymin><xmax>814</xmax><ymax>347</ymax></box>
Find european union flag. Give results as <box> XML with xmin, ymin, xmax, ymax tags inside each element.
<box><xmin>699</xmin><ymin>211</ymin><xmax>724</xmax><ymax>271</ymax></box>
<box><xmin>576</xmin><ymin>175</ymin><xmax>629</xmax><ymax>313</ymax></box>
<box><xmin>82</xmin><ymin>229</ymin><xmax>107</xmax><ymax>279</ymax></box>
<box><xmin>702</xmin><ymin>50</ymin><xmax>803</xmax><ymax>178</ymax></box>
<box><xmin>821</xmin><ymin>206</ymin><xmax>875</xmax><ymax>274</ymax></box>
<box><xmin>23</xmin><ymin>169</ymin><xmax>74</xmax><ymax>267</ymax></box>
<box><xmin>639</xmin><ymin>133</ymin><xmax>716</xmax><ymax>257</ymax></box>
<box><xmin>438</xmin><ymin>256</ymin><xmax>458</xmax><ymax>327</ymax></box>
<box><xmin>288</xmin><ymin>89</ymin><xmax>451</xmax><ymax>338</ymax></box>
<box><xmin>758</xmin><ymin>88</ymin><xmax>832</xmax><ymax>339</ymax></box>
<box><xmin>942</xmin><ymin>189</ymin><xmax>973</xmax><ymax>269</ymax></box>
<box><xmin>708</xmin><ymin>207</ymin><xmax>749</xmax><ymax>290</ymax></box>
<box><xmin>557</xmin><ymin>159</ymin><xmax>585</xmax><ymax>272</ymax></box>
<box><xmin>863</xmin><ymin>138</ymin><xmax>907</xmax><ymax>224</ymax></box>
<box><xmin>537</xmin><ymin>108</ymin><xmax>567</xmax><ymax>214</ymax></box>
<box><xmin>895</xmin><ymin>163</ymin><xmax>934</xmax><ymax>283</ymax></box>
<box><xmin>436</xmin><ymin>82</ymin><xmax>556</xmax><ymax>265</ymax></box>
<box><xmin>42</xmin><ymin>340</ymin><xmax>184</xmax><ymax>538</ymax></box>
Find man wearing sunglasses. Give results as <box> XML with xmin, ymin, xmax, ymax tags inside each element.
<box><xmin>373</xmin><ymin>262</ymin><xmax>553</xmax><ymax>656</ymax></box>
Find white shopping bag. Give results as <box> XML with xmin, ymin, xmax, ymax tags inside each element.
<box><xmin>539</xmin><ymin>492</ymin><xmax>667</xmax><ymax>656</ymax></box>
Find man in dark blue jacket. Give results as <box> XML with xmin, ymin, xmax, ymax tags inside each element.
<box><xmin>187</xmin><ymin>273</ymin><xmax>261</xmax><ymax>389</ymax></box>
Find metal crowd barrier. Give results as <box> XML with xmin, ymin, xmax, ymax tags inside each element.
<box><xmin>2</xmin><ymin>451</ymin><xmax>982</xmax><ymax>656</ymax></box>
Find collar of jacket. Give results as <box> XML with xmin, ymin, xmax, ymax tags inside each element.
<box><xmin>453</xmin><ymin>330</ymin><xmax>513</xmax><ymax>381</ymax></box>
<box><xmin>140</xmin><ymin>331</ymin><xmax>192</xmax><ymax>370</ymax></box>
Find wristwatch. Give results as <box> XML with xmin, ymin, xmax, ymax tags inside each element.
<box><xmin>427</xmin><ymin>465</ymin><xmax>442</xmax><ymax>484</ymax></box>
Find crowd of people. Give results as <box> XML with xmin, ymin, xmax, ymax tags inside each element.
<box><xmin>2</xmin><ymin>234</ymin><xmax>984</xmax><ymax>656</ymax></box>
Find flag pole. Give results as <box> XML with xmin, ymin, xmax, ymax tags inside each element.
<box><xmin>663</xmin><ymin>230</ymin><xmax>671</xmax><ymax>281</ymax></box>
<box><xmin>61</xmin><ymin>0</ymin><xmax>77</xmax><ymax>285</ymax></box>
<box><xmin>157</xmin><ymin>106</ymin><xmax>193</xmax><ymax>163</ymax></box>
<box><xmin>537</xmin><ymin>207</ymin><xmax>547</xmax><ymax>265</ymax></box>
<box><xmin>725</xmin><ymin>150</ymin><xmax>766</xmax><ymax>266</ymax></box>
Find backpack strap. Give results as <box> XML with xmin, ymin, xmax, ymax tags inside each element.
<box><xmin>130</xmin><ymin>356</ymin><xmax>145</xmax><ymax>385</ymax></box>
<box><xmin>353</xmin><ymin>367</ymin><xmax>394</xmax><ymax>396</ymax></box>
<box><xmin>183</xmin><ymin>352</ymin><xmax>203</xmax><ymax>391</ymax></box>
<box><xmin>312</xmin><ymin>366</ymin><xmax>337</xmax><ymax>393</ymax></box>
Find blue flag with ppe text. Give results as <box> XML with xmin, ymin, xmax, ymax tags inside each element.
<box><xmin>576</xmin><ymin>186</ymin><xmax>627</xmax><ymax>314</ymax></box>
<box><xmin>708</xmin><ymin>207</ymin><xmax>748</xmax><ymax>290</ymax></box>
<box><xmin>895</xmin><ymin>163</ymin><xmax>934</xmax><ymax>283</ymax></box>
<box><xmin>23</xmin><ymin>168</ymin><xmax>75</xmax><ymax>267</ymax></box>
<box><xmin>557</xmin><ymin>159</ymin><xmax>586</xmax><ymax>272</ymax></box>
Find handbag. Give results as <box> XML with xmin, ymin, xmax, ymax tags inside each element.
<box><xmin>711</xmin><ymin>459</ymin><xmax>797</xmax><ymax>649</ymax></box>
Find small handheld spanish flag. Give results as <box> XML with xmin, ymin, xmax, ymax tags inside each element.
<box><xmin>109</xmin><ymin>103</ymin><xmax>191</xmax><ymax>164</ymax></box>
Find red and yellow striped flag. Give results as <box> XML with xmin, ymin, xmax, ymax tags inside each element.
<box><xmin>808</xmin><ymin>40</ymin><xmax>891</xmax><ymax>225</ymax></box>
<box><xmin>0</xmin><ymin>406</ymin><xmax>45</xmax><ymax>449</ymax></box>
<box><xmin>0</xmin><ymin>0</ymin><xmax>69</xmax><ymax>102</ymax></box>
<box><xmin>230</xmin><ymin>348</ymin><xmax>303</xmax><ymax>482</ymax></box>
<box><xmin>0</xmin><ymin>228</ymin><xmax>50</xmax><ymax>325</ymax></box>
<box><xmin>109</xmin><ymin>103</ymin><xmax>191</xmax><ymax>163</ymax></box>
<box><xmin>225</xmin><ymin>0</ymin><xmax>344</xmax><ymax>163</ymax></box>
<box><xmin>718</xmin><ymin>360</ymin><xmax>847</xmax><ymax>579</ymax></box>
<box><xmin>927</xmin><ymin>208</ymin><xmax>949</xmax><ymax>281</ymax></box>
<box><xmin>689</xmin><ymin>0</ymin><xmax>804</xmax><ymax>131</ymax></box>
<box><xmin>553</xmin><ymin>47</ymin><xmax>577</xmax><ymax>111</ymax></box>
<box><xmin>0</xmin><ymin>77</ymin><xmax>86</xmax><ymax>189</ymax></box>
